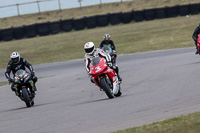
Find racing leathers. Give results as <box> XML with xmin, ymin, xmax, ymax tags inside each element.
<box><xmin>99</xmin><ymin>40</ymin><xmax>116</xmax><ymax>52</ymax></box>
<box><xmin>99</xmin><ymin>40</ymin><xmax>122</xmax><ymax>81</ymax></box>
<box><xmin>84</xmin><ymin>48</ymin><xmax>111</xmax><ymax>73</ymax></box>
<box><xmin>84</xmin><ymin>48</ymin><xmax>121</xmax><ymax>82</ymax></box>
<box><xmin>5</xmin><ymin>58</ymin><xmax>37</xmax><ymax>94</ymax></box>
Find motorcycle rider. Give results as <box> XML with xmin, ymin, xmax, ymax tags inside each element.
<box><xmin>192</xmin><ymin>22</ymin><xmax>200</xmax><ymax>54</ymax></box>
<box><xmin>99</xmin><ymin>34</ymin><xmax>122</xmax><ymax>81</ymax></box>
<box><xmin>5</xmin><ymin>52</ymin><xmax>37</xmax><ymax>96</ymax></box>
<box><xmin>84</xmin><ymin>42</ymin><xmax>121</xmax><ymax>83</ymax></box>
<box><xmin>99</xmin><ymin>34</ymin><xmax>116</xmax><ymax>52</ymax></box>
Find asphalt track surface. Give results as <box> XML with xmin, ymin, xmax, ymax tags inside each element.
<box><xmin>1</xmin><ymin>47</ymin><xmax>200</xmax><ymax>133</ymax></box>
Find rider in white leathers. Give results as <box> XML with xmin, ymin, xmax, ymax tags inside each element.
<box><xmin>84</xmin><ymin>42</ymin><xmax>112</xmax><ymax>82</ymax></box>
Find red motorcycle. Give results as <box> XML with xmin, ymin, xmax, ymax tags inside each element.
<box><xmin>89</xmin><ymin>56</ymin><xmax>122</xmax><ymax>99</ymax></box>
<box><xmin>197</xmin><ymin>34</ymin><xmax>200</xmax><ymax>55</ymax></box>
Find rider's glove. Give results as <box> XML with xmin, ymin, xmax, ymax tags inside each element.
<box><xmin>113</xmin><ymin>50</ymin><xmax>116</xmax><ymax>53</ymax></box>
<box><xmin>8</xmin><ymin>77</ymin><xmax>13</xmax><ymax>82</ymax></box>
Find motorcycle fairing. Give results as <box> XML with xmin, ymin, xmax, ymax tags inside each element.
<box><xmin>89</xmin><ymin>57</ymin><xmax>119</xmax><ymax>94</ymax></box>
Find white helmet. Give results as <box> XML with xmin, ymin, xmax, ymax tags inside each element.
<box><xmin>84</xmin><ymin>42</ymin><xmax>95</xmax><ymax>55</ymax></box>
<box><xmin>10</xmin><ymin>52</ymin><xmax>20</xmax><ymax>64</ymax></box>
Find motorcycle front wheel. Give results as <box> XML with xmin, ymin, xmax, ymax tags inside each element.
<box><xmin>22</xmin><ymin>88</ymin><xmax>31</xmax><ymax>107</ymax></box>
<box><xmin>100</xmin><ymin>77</ymin><xmax>114</xmax><ymax>99</ymax></box>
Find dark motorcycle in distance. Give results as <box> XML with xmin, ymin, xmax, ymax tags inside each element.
<box><xmin>10</xmin><ymin>69</ymin><xmax>36</xmax><ymax>107</ymax></box>
<box><xmin>102</xmin><ymin>46</ymin><xmax>117</xmax><ymax>64</ymax></box>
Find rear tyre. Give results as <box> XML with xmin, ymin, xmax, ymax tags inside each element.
<box><xmin>100</xmin><ymin>78</ymin><xmax>114</xmax><ymax>99</ymax></box>
<box><xmin>22</xmin><ymin>88</ymin><xmax>31</xmax><ymax>107</ymax></box>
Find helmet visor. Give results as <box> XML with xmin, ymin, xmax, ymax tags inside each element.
<box><xmin>11</xmin><ymin>57</ymin><xmax>19</xmax><ymax>64</ymax></box>
<box><xmin>85</xmin><ymin>46</ymin><xmax>94</xmax><ymax>53</ymax></box>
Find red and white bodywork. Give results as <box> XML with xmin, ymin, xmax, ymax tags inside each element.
<box><xmin>89</xmin><ymin>57</ymin><xmax>121</xmax><ymax>97</ymax></box>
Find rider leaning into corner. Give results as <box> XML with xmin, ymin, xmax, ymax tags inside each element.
<box><xmin>5</xmin><ymin>52</ymin><xmax>38</xmax><ymax>96</ymax></box>
<box><xmin>192</xmin><ymin>22</ymin><xmax>200</xmax><ymax>54</ymax></box>
<box><xmin>99</xmin><ymin>34</ymin><xmax>122</xmax><ymax>81</ymax></box>
<box><xmin>84</xmin><ymin>42</ymin><xmax>122</xmax><ymax>83</ymax></box>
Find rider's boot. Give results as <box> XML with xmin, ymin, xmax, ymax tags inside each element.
<box><xmin>34</xmin><ymin>84</ymin><xmax>37</xmax><ymax>91</ymax></box>
<box><xmin>30</xmin><ymin>81</ymin><xmax>37</xmax><ymax>91</ymax></box>
<box><xmin>114</xmin><ymin>66</ymin><xmax>122</xmax><ymax>82</ymax></box>
<box><xmin>195</xmin><ymin>45</ymin><xmax>198</xmax><ymax>54</ymax></box>
<box><xmin>118</xmin><ymin>74</ymin><xmax>122</xmax><ymax>82</ymax></box>
<box><xmin>30</xmin><ymin>82</ymin><xmax>37</xmax><ymax>97</ymax></box>
<box><xmin>196</xmin><ymin>49</ymin><xmax>198</xmax><ymax>54</ymax></box>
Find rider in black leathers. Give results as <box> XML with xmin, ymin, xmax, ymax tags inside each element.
<box><xmin>192</xmin><ymin>22</ymin><xmax>200</xmax><ymax>54</ymax></box>
<box><xmin>99</xmin><ymin>34</ymin><xmax>116</xmax><ymax>52</ymax></box>
<box><xmin>99</xmin><ymin>34</ymin><xmax>122</xmax><ymax>81</ymax></box>
<box><xmin>5</xmin><ymin>52</ymin><xmax>37</xmax><ymax>95</ymax></box>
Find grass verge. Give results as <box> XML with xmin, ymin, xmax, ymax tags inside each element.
<box><xmin>111</xmin><ymin>112</ymin><xmax>200</xmax><ymax>133</ymax></box>
<box><xmin>0</xmin><ymin>81</ymin><xmax>9</xmax><ymax>87</ymax></box>
<box><xmin>0</xmin><ymin>14</ymin><xmax>198</xmax><ymax>68</ymax></box>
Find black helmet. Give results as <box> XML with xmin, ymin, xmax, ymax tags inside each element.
<box><xmin>10</xmin><ymin>52</ymin><xmax>20</xmax><ymax>64</ymax></box>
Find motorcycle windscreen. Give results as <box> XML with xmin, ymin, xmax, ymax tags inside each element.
<box><xmin>14</xmin><ymin>70</ymin><xmax>26</xmax><ymax>84</ymax></box>
<box><xmin>15</xmin><ymin>69</ymin><xmax>26</xmax><ymax>77</ymax></box>
<box><xmin>102</xmin><ymin>46</ymin><xmax>112</xmax><ymax>55</ymax></box>
<box><xmin>14</xmin><ymin>69</ymin><xmax>31</xmax><ymax>83</ymax></box>
<box><xmin>90</xmin><ymin>57</ymin><xmax>101</xmax><ymax>66</ymax></box>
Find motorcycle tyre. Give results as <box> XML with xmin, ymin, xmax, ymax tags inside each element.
<box><xmin>22</xmin><ymin>88</ymin><xmax>31</xmax><ymax>107</ymax></box>
<box><xmin>100</xmin><ymin>78</ymin><xmax>114</xmax><ymax>99</ymax></box>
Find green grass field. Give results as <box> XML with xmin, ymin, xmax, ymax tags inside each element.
<box><xmin>0</xmin><ymin>14</ymin><xmax>198</xmax><ymax>68</ymax></box>
<box><xmin>111</xmin><ymin>112</ymin><xmax>200</xmax><ymax>133</ymax></box>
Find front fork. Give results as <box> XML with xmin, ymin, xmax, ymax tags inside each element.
<box><xmin>97</xmin><ymin>74</ymin><xmax>112</xmax><ymax>91</ymax></box>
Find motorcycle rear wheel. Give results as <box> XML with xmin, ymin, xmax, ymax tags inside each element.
<box><xmin>100</xmin><ymin>78</ymin><xmax>114</xmax><ymax>99</ymax></box>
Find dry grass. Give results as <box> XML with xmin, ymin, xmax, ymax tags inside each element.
<box><xmin>0</xmin><ymin>81</ymin><xmax>9</xmax><ymax>86</ymax></box>
<box><xmin>0</xmin><ymin>0</ymin><xmax>199</xmax><ymax>29</ymax></box>
<box><xmin>0</xmin><ymin>14</ymin><xmax>199</xmax><ymax>68</ymax></box>
<box><xmin>111</xmin><ymin>112</ymin><xmax>200</xmax><ymax>133</ymax></box>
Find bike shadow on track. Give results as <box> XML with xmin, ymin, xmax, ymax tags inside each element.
<box><xmin>1</xmin><ymin>101</ymin><xmax>58</xmax><ymax>113</ymax></box>
<box><xmin>77</xmin><ymin>94</ymin><xmax>128</xmax><ymax>105</ymax></box>
<box><xmin>77</xmin><ymin>98</ymin><xmax>111</xmax><ymax>105</ymax></box>
<box><xmin>1</xmin><ymin>107</ymin><xmax>28</xmax><ymax>113</ymax></box>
